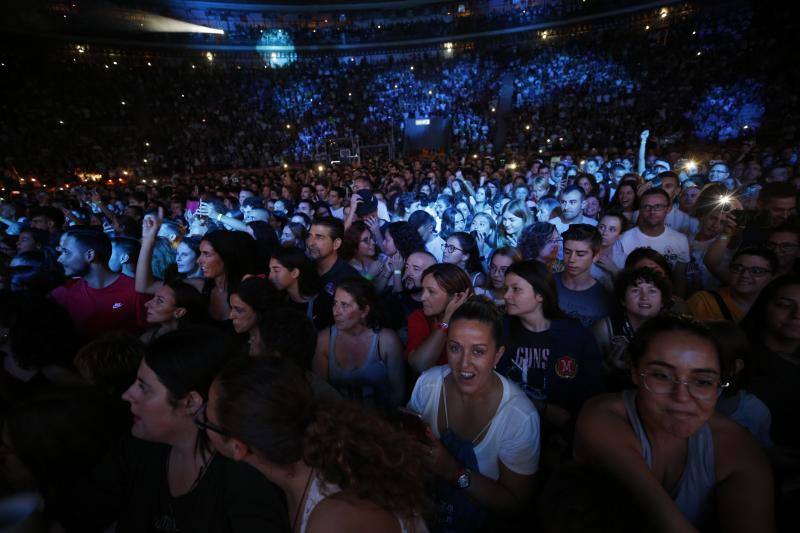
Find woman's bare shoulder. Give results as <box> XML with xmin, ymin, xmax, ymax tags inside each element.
<box><xmin>306</xmin><ymin>494</ymin><xmax>401</xmax><ymax>533</ymax></box>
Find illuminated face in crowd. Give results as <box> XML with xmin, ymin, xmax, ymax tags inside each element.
<box><xmin>501</xmin><ymin>211</ymin><xmax>525</xmax><ymax>237</ymax></box>
<box><xmin>306</xmin><ymin>224</ymin><xmax>338</xmax><ymax>261</ymax></box>
<box><xmin>598</xmin><ymin>215</ymin><xmax>623</xmax><ymax>247</ymax></box>
<box><xmin>332</xmin><ymin>288</ymin><xmax>369</xmax><ymax>331</ymax></box>
<box><xmin>623</xmin><ymin>279</ymin><xmax>663</xmax><ymax>320</ymax></box>
<box><xmin>563</xmin><ymin>239</ymin><xmax>595</xmax><ymax>278</ymax></box>
<box><xmin>560</xmin><ymin>190</ymin><xmax>584</xmax><ymax>221</ymax></box>
<box><xmin>583</xmin><ymin>196</ymin><xmax>601</xmax><ymax>218</ymax></box>
<box><xmin>631</xmin><ymin>331</ymin><xmax>722</xmax><ymax>439</ymax></box>
<box><xmin>197</xmin><ymin>240</ymin><xmax>225</xmax><ymax>279</ymax></box>
<box><xmin>446</xmin><ymin>318</ymin><xmax>504</xmax><ymax>396</ymax></box>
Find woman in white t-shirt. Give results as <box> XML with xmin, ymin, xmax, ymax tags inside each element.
<box><xmin>408</xmin><ymin>296</ymin><xmax>540</xmax><ymax>532</ymax></box>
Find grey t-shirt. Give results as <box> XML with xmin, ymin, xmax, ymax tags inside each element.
<box><xmin>554</xmin><ymin>273</ymin><xmax>615</xmax><ymax>327</ymax></box>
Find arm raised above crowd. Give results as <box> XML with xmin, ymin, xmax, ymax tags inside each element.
<box><xmin>135</xmin><ymin>210</ymin><xmax>162</xmax><ymax>294</ymax></box>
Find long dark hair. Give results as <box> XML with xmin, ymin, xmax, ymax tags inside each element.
<box><xmin>231</xmin><ymin>276</ymin><xmax>282</xmax><ymax>321</ymax></box>
<box><xmin>447</xmin><ymin>231</ymin><xmax>484</xmax><ymax>275</ymax></box>
<box><xmin>505</xmin><ymin>260</ymin><xmax>565</xmax><ymax>320</ymax></box>
<box><xmin>201</xmin><ymin>231</ymin><xmax>258</xmax><ymax>297</ymax></box>
<box><xmin>272</xmin><ymin>247</ymin><xmax>320</xmax><ymax>298</ymax></box>
<box><xmin>384</xmin><ymin>221</ymin><xmax>425</xmax><ymax>260</ymax></box>
<box><xmin>741</xmin><ymin>274</ymin><xmax>800</xmax><ymax>350</ymax></box>
<box><xmin>214</xmin><ymin>357</ymin><xmax>428</xmax><ymax>519</ymax></box>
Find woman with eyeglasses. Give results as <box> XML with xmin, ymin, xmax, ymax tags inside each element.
<box><xmin>474</xmin><ymin>247</ymin><xmax>523</xmax><ymax>307</ymax></box>
<box><xmin>688</xmin><ymin>246</ymin><xmax>778</xmax><ymax>323</ymax></box>
<box><xmin>116</xmin><ymin>327</ymin><xmax>288</xmax><ymax>532</ymax></box>
<box><xmin>204</xmin><ymin>356</ymin><xmax>428</xmax><ymax>533</ymax></box>
<box><xmin>340</xmin><ymin>221</ymin><xmax>387</xmax><ymax>285</ymax></box>
<box><xmin>442</xmin><ymin>231</ymin><xmax>486</xmax><ymax>288</ymax></box>
<box><xmin>575</xmin><ymin>315</ymin><xmax>775</xmax><ymax>533</ymax></box>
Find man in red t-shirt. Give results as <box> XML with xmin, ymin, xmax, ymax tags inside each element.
<box><xmin>50</xmin><ymin>228</ymin><xmax>148</xmax><ymax>339</ymax></box>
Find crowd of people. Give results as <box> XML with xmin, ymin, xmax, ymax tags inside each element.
<box><xmin>4</xmin><ymin>1</ymin><xmax>797</xmax><ymax>182</ymax></box>
<box><xmin>1</xmin><ymin>1</ymin><xmax>799</xmax><ymax>532</ymax></box>
<box><xmin>1</xmin><ymin>120</ymin><xmax>799</xmax><ymax>531</ymax></box>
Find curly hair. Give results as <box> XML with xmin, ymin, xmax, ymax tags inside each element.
<box><xmin>214</xmin><ymin>357</ymin><xmax>429</xmax><ymax>520</ymax></box>
<box><xmin>384</xmin><ymin>221</ymin><xmax>425</xmax><ymax>260</ymax></box>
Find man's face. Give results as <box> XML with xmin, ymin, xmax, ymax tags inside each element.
<box><xmin>708</xmin><ymin>164</ymin><xmax>730</xmax><ymax>183</ymax></box>
<box><xmin>660</xmin><ymin>177</ymin><xmax>680</xmax><ymax>200</ymax></box>
<box><xmin>563</xmin><ymin>239</ymin><xmax>596</xmax><ymax>278</ymax></box>
<box><xmin>328</xmin><ymin>190</ymin><xmax>341</xmax><ymax>207</ymax></box>
<box><xmin>238</xmin><ymin>190</ymin><xmax>254</xmax><ymax>205</ymax></box>
<box><xmin>306</xmin><ymin>224</ymin><xmax>337</xmax><ymax>261</ymax></box>
<box><xmin>765</xmin><ymin>197</ymin><xmax>797</xmax><ymax>227</ymax></box>
<box><xmin>403</xmin><ymin>252</ymin><xmax>436</xmax><ymax>292</ymax></box>
<box><xmin>297</xmin><ymin>202</ymin><xmax>314</xmax><ymax>218</ymax></box>
<box><xmin>560</xmin><ymin>191</ymin><xmax>584</xmax><ymax>221</ymax></box>
<box><xmin>352</xmin><ymin>179</ymin><xmax>369</xmax><ymax>193</ymax></box>
<box><xmin>30</xmin><ymin>216</ymin><xmax>50</xmax><ymax>232</ymax></box>
<box><xmin>729</xmin><ymin>255</ymin><xmax>774</xmax><ymax>299</ymax></box>
<box><xmin>766</xmin><ymin>231</ymin><xmax>800</xmax><ymax>271</ymax></box>
<box><xmin>553</xmin><ymin>165</ymin><xmax>565</xmax><ymax>179</ymax></box>
<box><xmin>315</xmin><ymin>185</ymin><xmax>328</xmax><ymax>200</ymax></box>
<box><xmin>57</xmin><ymin>235</ymin><xmax>91</xmax><ymax>277</ymax></box>
<box><xmin>639</xmin><ymin>194</ymin><xmax>671</xmax><ymax>228</ymax></box>
<box><xmin>300</xmin><ymin>187</ymin><xmax>313</xmax><ymax>200</ymax></box>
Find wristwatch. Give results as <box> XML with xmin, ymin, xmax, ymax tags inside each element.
<box><xmin>454</xmin><ymin>466</ymin><xmax>471</xmax><ymax>489</ymax></box>
<box><xmin>437</xmin><ymin>322</ymin><xmax>449</xmax><ymax>331</ymax></box>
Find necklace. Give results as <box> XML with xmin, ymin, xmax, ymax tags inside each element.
<box><xmin>166</xmin><ymin>448</ymin><xmax>217</xmax><ymax>496</ymax></box>
<box><xmin>292</xmin><ymin>468</ymin><xmax>315</xmax><ymax>533</ymax></box>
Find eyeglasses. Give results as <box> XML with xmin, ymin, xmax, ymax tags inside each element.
<box><xmin>641</xmin><ymin>204</ymin><xmax>668</xmax><ymax>212</ymax></box>
<box><xmin>490</xmin><ymin>265</ymin><xmax>509</xmax><ymax>275</ymax></box>
<box><xmin>442</xmin><ymin>243</ymin><xmax>464</xmax><ymax>254</ymax></box>
<box><xmin>766</xmin><ymin>242</ymin><xmax>799</xmax><ymax>252</ymax></box>
<box><xmin>546</xmin><ymin>236</ymin><xmax>563</xmax><ymax>246</ymax></box>
<box><xmin>639</xmin><ymin>370</ymin><xmax>728</xmax><ymax>401</ymax></box>
<box><xmin>194</xmin><ymin>403</ymin><xmax>230</xmax><ymax>437</ymax></box>
<box><xmin>729</xmin><ymin>264</ymin><xmax>773</xmax><ymax>276</ymax></box>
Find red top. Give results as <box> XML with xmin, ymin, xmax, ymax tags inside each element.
<box><xmin>50</xmin><ymin>275</ymin><xmax>149</xmax><ymax>339</ymax></box>
<box><xmin>404</xmin><ymin>308</ymin><xmax>447</xmax><ymax>365</ymax></box>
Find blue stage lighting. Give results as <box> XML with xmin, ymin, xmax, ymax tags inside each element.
<box><xmin>256</xmin><ymin>29</ymin><xmax>297</xmax><ymax>68</ymax></box>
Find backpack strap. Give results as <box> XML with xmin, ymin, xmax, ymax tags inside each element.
<box><xmin>708</xmin><ymin>290</ymin><xmax>734</xmax><ymax>322</ymax></box>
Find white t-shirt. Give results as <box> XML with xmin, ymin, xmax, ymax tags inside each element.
<box><xmin>426</xmin><ymin>235</ymin><xmax>446</xmax><ymax>262</ymax></box>
<box><xmin>631</xmin><ymin>208</ymin><xmax>699</xmax><ymax>236</ymax></box>
<box><xmin>611</xmin><ymin>226</ymin><xmax>691</xmax><ymax>270</ymax></box>
<box><xmin>408</xmin><ymin>366</ymin><xmax>540</xmax><ymax>480</ymax></box>
<box><xmin>549</xmin><ymin>214</ymin><xmax>597</xmax><ymax>235</ymax></box>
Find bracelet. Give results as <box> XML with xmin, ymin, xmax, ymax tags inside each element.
<box><xmin>216</xmin><ymin>213</ymin><xmax>223</xmax><ymax>222</ymax></box>
<box><xmin>718</xmin><ymin>234</ymin><xmax>731</xmax><ymax>241</ymax></box>
<box><xmin>437</xmin><ymin>322</ymin><xmax>449</xmax><ymax>332</ymax></box>
<box><xmin>393</xmin><ymin>269</ymin><xmax>402</xmax><ymax>276</ymax></box>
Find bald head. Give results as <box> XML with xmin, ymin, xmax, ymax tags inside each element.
<box><xmin>403</xmin><ymin>251</ymin><xmax>437</xmax><ymax>292</ymax></box>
